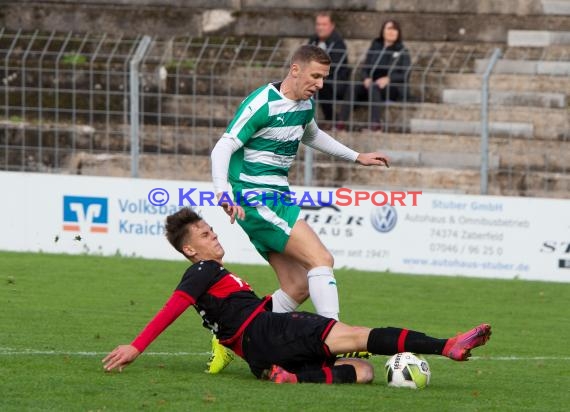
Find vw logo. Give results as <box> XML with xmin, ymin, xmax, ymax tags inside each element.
<box><xmin>370</xmin><ymin>205</ymin><xmax>397</xmax><ymax>233</ymax></box>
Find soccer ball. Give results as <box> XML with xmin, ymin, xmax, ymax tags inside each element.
<box><xmin>385</xmin><ymin>352</ymin><xmax>431</xmax><ymax>389</ymax></box>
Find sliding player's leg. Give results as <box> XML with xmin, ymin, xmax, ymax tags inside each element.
<box><xmin>324</xmin><ymin>322</ymin><xmax>492</xmax><ymax>361</ymax></box>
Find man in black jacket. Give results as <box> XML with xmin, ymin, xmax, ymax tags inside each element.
<box><xmin>308</xmin><ymin>12</ymin><xmax>351</xmax><ymax>127</ymax></box>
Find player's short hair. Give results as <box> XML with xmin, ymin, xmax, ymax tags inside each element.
<box><xmin>165</xmin><ymin>207</ymin><xmax>202</xmax><ymax>254</ymax></box>
<box><xmin>316</xmin><ymin>11</ymin><xmax>335</xmax><ymax>24</ymax></box>
<box><xmin>291</xmin><ymin>45</ymin><xmax>331</xmax><ymax>66</ymax></box>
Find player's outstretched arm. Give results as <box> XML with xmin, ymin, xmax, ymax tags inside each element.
<box><xmin>356</xmin><ymin>152</ymin><xmax>390</xmax><ymax>168</ymax></box>
<box><xmin>101</xmin><ymin>291</ymin><xmax>194</xmax><ymax>372</ymax></box>
<box><xmin>302</xmin><ymin>123</ymin><xmax>389</xmax><ymax>168</ymax></box>
<box><xmin>211</xmin><ymin>136</ymin><xmax>246</xmax><ymax>224</ymax></box>
<box><xmin>102</xmin><ymin>344</ymin><xmax>140</xmax><ymax>372</ymax></box>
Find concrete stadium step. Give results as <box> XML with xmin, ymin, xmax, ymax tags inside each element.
<box><xmin>442</xmin><ymin>89</ymin><xmax>566</xmax><ymax>108</ymax></box>
<box><xmin>291</xmin><ymin>162</ymin><xmax>477</xmax><ymax>194</ymax></box>
<box><xmin>499</xmin><ymin>188</ymin><xmax>570</xmax><ymax>199</ymax></box>
<box><xmin>329</xmin><ymin>132</ymin><xmax>569</xmax><ymax>173</ymax></box>
<box><xmin>508</xmin><ymin>30</ymin><xmax>570</xmax><ymax>46</ymax></box>
<box><xmin>0</xmin><ymin>120</ymin><xmax>218</xmax><ymax>155</ymax></box>
<box><xmin>410</xmin><ymin>119</ymin><xmax>533</xmax><ymax>138</ymax></box>
<box><xmin>475</xmin><ymin>59</ymin><xmax>570</xmax><ymax>75</ymax></box>
<box><xmin>140</xmin><ymin>126</ymin><xmax>219</xmax><ymax>155</ymax></box>
<box><xmin>308</xmin><ymin>131</ymin><xmax>569</xmax><ymax>175</ymax></box>
<box><xmin>491</xmin><ymin>170</ymin><xmax>570</xmax><ymax>196</ymax></box>
<box><xmin>385</xmin><ymin>150</ymin><xmax>500</xmax><ymax>170</ymax></box>
<box><xmin>161</xmin><ymin>95</ymin><xmax>239</xmax><ymax>125</ymax></box>
<box><xmin>225</xmin><ymin>66</ymin><xmax>289</xmax><ymax>95</ymax></box>
<box><xmin>380</xmin><ymin>133</ymin><xmax>568</xmax><ymax>172</ymax></box>
<box><xmin>501</xmin><ymin>44</ymin><xmax>570</xmax><ymax>60</ymax></box>
<box><xmin>440</xmin><ymin>73</ymin><xmax>570</xmax><ymax>95</ymax></box>
<box><xmin>413</xmin><ymin>101</ymin><xmax>568</xmax><ymax>125</ymax></box>
<box><xmin>65</xmin><ymin>152</ymin><xmax>213</xmax><ymax>181</ymax></box>
<box><xmin>309</xmin><ymin>148</ymin><xmax>490</xmax><ymax>170</ymax></box>
<box><xmin>0</xmin><ymin>120</ymin><xmax>97</xmax><ymax>150</ymax></box>
<box><xmin>542</xmin><ymin>0</ymin><xmax>570</xmax><ymax>15</ymax></box>
<box><xmin>407</xmin><ymin>103</ymin><xmax>567</xmax><ymax>139</ymax></box>
<box><xmin>306</xmin><ymin>161</ymin><xmax>570</xmax><ymax>198</ymax></box>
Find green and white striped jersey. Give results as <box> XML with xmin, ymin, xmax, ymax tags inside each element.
<box><xmin>224</xmin><ymin>83</ymin><xmax>317</xmax><ymax>194</ymax></box>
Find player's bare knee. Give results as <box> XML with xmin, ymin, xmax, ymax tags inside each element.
<box><xmin>282</xmin><ymin>281</ymin><xmax>309</xmax><ymax>304</ymax></box>
<box><xmin>322</xmin><ymin>251</ymin><xmax>334</xmax><ymax>267</ymax></box>
<box><xmin>349</xmin><ymin>326</ymin><xmax>371</xmax><ymax>349</ymax></box>
<box><xmin>289</xmin><ymin>288</ymin><xmax>309</xmax><ymax>304</ymax></box>
<box><xmin>354</xmin><ymin>361</ymin><xmax>375</xmax><ymax>384</ymax></box>
<box><xmin>307</xmin><ymin>250</ymin><xmax>334</xmax><ymax>268</ymax></box>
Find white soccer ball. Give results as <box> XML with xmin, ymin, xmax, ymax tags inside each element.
<box><xmin>385</xmin><ymin>352</ymin><xmax>431</xmax><ymax>389</ymax></box>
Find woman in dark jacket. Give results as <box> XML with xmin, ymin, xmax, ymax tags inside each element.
<box><xmin>340</xmin><ymin>20</ymin><xmax>411</xmax><ymax>131</ymax></box>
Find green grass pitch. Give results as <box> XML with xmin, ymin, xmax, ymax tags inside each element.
<box><xmin>1</xmin><ymin>251</ymin><xmax>569</xmax><ymax>411</ymax></box>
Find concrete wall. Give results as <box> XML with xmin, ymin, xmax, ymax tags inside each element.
<box><xmin>12</xmin><ymin>0</ymin><xmax>569</xmax><ymax>15</ymax></box>
<box><xmin>3</xmin><ymin>1</ymin><xmax>570</xmax><ymax>41</ymax></box>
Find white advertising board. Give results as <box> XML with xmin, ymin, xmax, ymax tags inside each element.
<box><xmin>293</xmin><ymin>186</ymin><xmax>570</xmax><ymax>282</ymax></box>
<box><xmin>0</xmin><ymin>172</ymin><xmax>568</xmax><ymax>282</ymax></box>
<box><xmin>0</xmin><ymin>172</ymin><xmax>259</xmax><ymax>265</ymax></box>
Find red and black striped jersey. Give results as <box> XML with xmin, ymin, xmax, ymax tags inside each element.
<box><xmin>131</xmin><ymin>259</ymin><xmax>268</xmax><ymax>354</ymax></box>
<box><xmin>175</xmin><ymin>260</ymin><xmax>265</xmax><ymax>341</ymax></box>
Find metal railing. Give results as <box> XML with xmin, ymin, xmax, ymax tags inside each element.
<box><xmin>1</xmin><ymin>29</ymin><xmax>569</xmax><ymax>198</ymax></box>
<box><xmin>480</xmin><ymin>48</ymin><xmax>502</xmax><ymax>195</ymax></box>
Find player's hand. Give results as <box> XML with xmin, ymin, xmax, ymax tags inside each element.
<box><xmin>363</xmin><ymin>78</ymin><xmax>373</xmax><ymax>89</ymax></box>
<box><xmin>102</xmin><ymin>345</ymin><xmax>140</xmax><ymax>372</ymax></box>
<box><xmin>221</xmin><ymin>203</ymin><xmax>245</xmax><ymax>224</ymax></box>
<box><xmin>216</xmin><ymin>193</ymin><xmax>245</xmax><ymax>224</ymax></box>
<box><xmin>356</xmin><ymin>152</ymin><xmax>390</xmax><ymax>168</ymax></box>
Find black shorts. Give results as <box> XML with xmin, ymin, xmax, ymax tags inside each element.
<box><xmin>241</xmin><ymin>311</ymin><xmax>337</xmax><ymax>378</ymax></box>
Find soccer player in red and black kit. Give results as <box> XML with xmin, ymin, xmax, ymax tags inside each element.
<box><xmin>103</xmin><ymin>208</ymin><xmax>492</xmax><ymax>384</ymax></box>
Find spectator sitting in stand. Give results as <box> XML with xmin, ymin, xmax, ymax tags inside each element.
<box><xmin>339</xmin><ymin>19</ymin><xmax>411</xmax><ymax>132</ymax></box>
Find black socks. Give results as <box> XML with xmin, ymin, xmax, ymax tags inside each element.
<box><xmin>367</xmin><ymin>327</ymin><xmax>446</xmax><ymax>355</ymax></box>
<box><xmin>296</xmin><ymin>364</ymin><xmax>357</xmax><ymax>384</ymax></box>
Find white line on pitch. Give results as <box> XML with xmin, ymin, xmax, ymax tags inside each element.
<box><xmin>0</xmin><ymin>348</ymin><xmax>209</xmax><ymax>356</ymax></box>
<box><xmin>0</xmin><ymin>348</ymin><xmax>569</xmax><ymax>361</ymax></box>
<box><xmin>466</xmin><ymin>356</ymin><xmax>570</xmax><ymax>361</ymax></box>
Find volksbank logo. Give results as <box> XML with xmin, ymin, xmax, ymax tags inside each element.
<box><xmin>63</xmin><ymin>196</ymin><xmax>108</xmax><ymax>233</ymax></box>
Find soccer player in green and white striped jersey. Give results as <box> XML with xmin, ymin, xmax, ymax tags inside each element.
<box><xmin>211</xmin><ymin>44</ymin><xmax>389</xmax><ymax>348</ymax></box>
